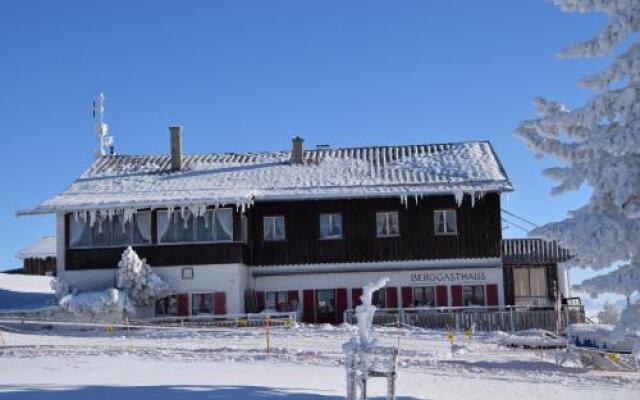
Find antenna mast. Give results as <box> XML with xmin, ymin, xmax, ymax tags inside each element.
<box><xmin>93</xmin><ymin>93</ymin><xmax>115</xmax><ymax>158</ymax></box>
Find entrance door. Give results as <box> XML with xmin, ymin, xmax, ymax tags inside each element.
<box><xmin>315</xmin><ymin>289</ymin><xmax>336</xmax><ymax>324</ymax></box>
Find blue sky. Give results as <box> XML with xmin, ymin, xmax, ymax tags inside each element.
<box><xmin>0</xmin><ymin>1</ymin><xmax>607</xmax><ymax>286</ymax></box>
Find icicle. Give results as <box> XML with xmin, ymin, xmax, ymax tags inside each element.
<box><xmin>123</xmin><ymin>208</ymin><xmax>135</xmax><ymax>227</ymax></box>
<box><xmin>453</xmin><ymin>190</ymin><xmax>464</xmax><ymax>207</ymax></box>
<box><xmin>89</xmin><ymin>209</ymin><xmax>98</xmax><ymax>228</ymax></box>
<box><xmin>181</xmin><ymin>207</ymin><xmax>189</xmax><ymax>228</ymax></box>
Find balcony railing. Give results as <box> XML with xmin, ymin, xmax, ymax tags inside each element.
<box><xmin>344</xmin><ymin>305</ymin><xmax>585</xmax><ymax>332</ymax></box>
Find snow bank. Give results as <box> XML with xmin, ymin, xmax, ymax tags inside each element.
<box><xmin>0</xmin><ymin>273</ymin><xmax>56</xmax><ymax>310</ymax></box>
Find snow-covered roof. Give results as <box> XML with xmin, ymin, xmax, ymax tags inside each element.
<box><xmin>15</xmin><ymin>236</ymin><xmax>56</xmax><ymax>260</ymax></box>
<box><xmin>19</xmin><ymin>140</ymin><xmax>512</xmax><ymax>214</ymax></box>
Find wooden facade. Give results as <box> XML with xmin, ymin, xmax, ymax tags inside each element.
<box><xmin>23</xmin><ymin>257</ymin><xmax>56</xmax><ymax>276</ymax></box>
<box><xmin>501</xmin><ymin>239</ymin><xmax>571</xmax><ymax>305</ymax></box>
<box><xmin>64</xmin><ymin>193</ymin><xmax>502</xmax><ymax>270</ymax></box>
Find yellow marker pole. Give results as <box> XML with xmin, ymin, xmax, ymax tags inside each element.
<box><xmin>446</xmin><ymin>332</ymin><xmax>455</xmax><ymax>343</ymax></box>
<box><xmin>265</xmin><ymin>315</ymin><xmax>271</xmax><ymax>355</ymax></box>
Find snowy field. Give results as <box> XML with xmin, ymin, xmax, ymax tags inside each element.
<box><xmin>1</xmin><ymin>323</ymin><xmax>638</xmax><ymax>400</ymax></box>
<box><xmin>0</xmin><ymin>273</ymin><xmax>55</xmax><ymax>311</ymax></box>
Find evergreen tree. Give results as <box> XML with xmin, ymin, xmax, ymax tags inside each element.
<box><xmin>515</xmin><ymin>0</ymin><xmax>640</xmax><ymax>332</ymax></box>
<box><xmin>117</xmin><ymin>246</ymin><xmax>171</xmax><ymax>307</ymax></box>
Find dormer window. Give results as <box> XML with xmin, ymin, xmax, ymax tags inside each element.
<box><xmin>434</xmin><ymin>209</ymin><xmax>457</xmax><ymax>235</ymax></box>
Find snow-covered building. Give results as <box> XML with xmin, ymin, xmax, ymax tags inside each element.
<box><xmin>18</xmin><ymin>129</ymin><xmax>569</xmax><ymax>323</ymax></box>
<box><xmin>15</xmin><ymin>236</ymin><xmax>57</xmax><ymax>276</ymax></box>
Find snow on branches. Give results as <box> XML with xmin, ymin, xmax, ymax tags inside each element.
<box><xmin>597</xmin><ymin>302</ymin><xmax>621</xmax><ymax>324</ymax></box>
<box><xmin>116</xmin><ymin>246</ymin><xmax>171</xmax><ymax>307</ymax></box>
<box><xmin>515</xmin><ymin>1</ymin><xmax>640</xmax><ymax>334</ymax></box>
<box><xmin>514</xmin><ymin>1</ymin><xmax>640</xmax><ymax>287</ymax></box>
<box><xmin>575</xmin><ymin>262</ymin><xmax>640</xmax><ymax>299</ymax></box>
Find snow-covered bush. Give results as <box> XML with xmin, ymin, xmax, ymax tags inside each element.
<box><xmin>597</xmin><ymin>302</ymin><xmax>620</xmax><ymax>325</ymax></box>
<box><xmin>514</xmin><ymin>0</ymin><xmax>640</xmax><ymax>334</ymax></box>
<box><xmin>116</xmin><ymin>246</ymin><xmax>171</xmax><ymax>306</ymax></box>
<box><xmin>59</xmin><ymin>288</ymin><xmax>132</xmax><ymax>317</ymax></box>
<box><xmin>50</xmin><ymin>277</ymin><xmax>70</xmax><ymax>300</ymax></box>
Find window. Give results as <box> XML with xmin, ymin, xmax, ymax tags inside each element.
<box><xmin>372</xmin><ymin>288</ymin><xmax>386</xmax><ymax>308</ymax></box>
<box><xmin>191</xmin><ymin>293</ymin><xmax>214</xmax><ymax>315</ymax></box>
<box><xmin>69</xmin><ymin>210</ymin><xmax>152</xmax><ymax>248</ymax></box>
<box><xmin>434</xmin><ymin>210</ymin><xmax>457</xmax><ymax>235</ymax></box>
<box><xmin>412</xmin><ymin>286</ymin><xmax>436</xmax><ymax>307</ymax></box>
<box><xmin>265</xmin><ymin>291</ymin><xmax>288</xmax><ymax>311</ymax></box>
<box><xmin>158</xmin><ymin>208</ymin><xmax>233</xmax><ymax>243</ymax></box>
<box><xmin>263</xmin><ymin>216</ymin><xmax>286</xmax><ymax>241</ymax></box>
<box><xmin>463</xmin><ymin>285</ymin><xmax>485</xmax><ymax>306</ymax></box>
<box><xmin>319</xmin><ymin>213</ymin><xmax>343</xmax><ymax>239</ymax></box>
<box><xmin>316</xmin><ymin>289</ymin><xmax>336</xmax><ymax>315</ymax></box>
<box><xmin>69</xmin><ymin>217</ymin><xmax>91</xmax><ymax>247</ymax></box>
<box><xmin>514</xmin><ymin>267</ymin><xmax>548</xmax><ymax>302</ymax></box>
<box><xmin>155</xmin><ymin>295</ymin><xmax>179</xmax><ymax>316</ymax></box>
<box><xmin>182</xmin><ymin>267</ymin><xmax>194</xmax><ymax>280</ymax></box>
<box><xmin>90</xmin><ymin>216</ymin><xmax>111</xmax><ymax>247</ymax></box>
<box><xmin>376</xmin><ymin>211</ymin><xmax>400</xmax><ymax>237</ymax></box>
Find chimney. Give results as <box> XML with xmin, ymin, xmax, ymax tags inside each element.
<box><xmin>291</xmin><ymin>136</ymin><xmax>304</xmax><ymax>164</ymax></box>
<box><xmin>170</xmin><ymin>126</ymin><xmax>183</xmax><ymax>171</ymax></box>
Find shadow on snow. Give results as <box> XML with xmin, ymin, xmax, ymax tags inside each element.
<box><xmin>0</xmin><ymin>385</ymin><xmax>424</xmax><ymax>400</ymax></box>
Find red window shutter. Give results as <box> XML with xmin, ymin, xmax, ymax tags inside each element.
<box><xmin>351</xmin><ymin>288</ymin><xmax>363</xmax><ymax>309</ymax></box>
<box><xmin>401</xmin><ymin>287</ymin><xmax>413</xmax><ymax>308</ymax></box>
<box><xmin>256</xmin><ymin>291</ymin><xmax>265</xmax><ymax>312</ymax></box>
<box><xmin>214</xmin><ymin>292</ymin><xmax>226</xmax><ymax>315</ymax></box>
<box><xmin>386</xmin><ymin>287</ymin><xmax>398</xmax><ymax>309</ymax></box>
<box><xmin>486</xmin><ymin>284</ymin><xmax>499</xmax><ymax>306</ymax></box>
<box><xmin>302</xmin><ymin>289</ymin><xmax>315</xmax><ymax>323</ymax></box>
<box><xmin>436</xmin><ymin>286</ymin><xmax>448</xmax><ymax>307</ymax></box>
<box><xmin>288</xmin><ymin>290</ymin><xmax>299</xmax><ymax>312</ymax></box>
<box><xmin>177</xmin><ymin>294</ymin><xmax>189</xmax><ymax>316</ymax></box>
<box><xmin>451</xmin><ymin>285</ymin><xmax>463</xmax><ymax>307</ymax></box>
<box><xmin>336</xmin><ymin>288</ymin><xmax>348</xmax><ymax>323</ymax></box>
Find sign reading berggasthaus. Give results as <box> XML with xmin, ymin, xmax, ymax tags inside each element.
<box><xmin>410</xmin><ymin>271</ymin><xmax>487</xmax><ymax>283</ymax></box>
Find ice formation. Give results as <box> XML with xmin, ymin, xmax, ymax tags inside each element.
<box><xmin>343</xmin><ymin>277</ymin><xmax>397</xmax><ymax>400</ymax></box>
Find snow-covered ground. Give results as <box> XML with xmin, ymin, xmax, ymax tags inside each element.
<box><xmin>0</xmin><ymin>273</ymin><xmax>55</xmax><ymax>310</ymax></box>
<box><xmin>0</xmin><ymin>323</ymin><xmax>638</xmax><ymax>399</ymax></box>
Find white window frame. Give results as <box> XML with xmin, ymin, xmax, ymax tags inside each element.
<box><xmin>376</xmin><ymin>211</ymin><xmax>400</xmax><ymax>238</ymax></box>
<box><xmin>434</xmin><ymin>209</ymin><xmax>457</xmax><ymax>235</ymax></box>
<box><xmin>263</xmin><ymin>215</ymin><xmax>286</xmax><ymax>241</ymax></box>
<box><xmin>319</xmin><ymin>213</ymin><xmax>343</xmax><ymax>240</ymax></box>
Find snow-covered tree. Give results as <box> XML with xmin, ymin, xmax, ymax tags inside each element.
<box><xmin>514</xmin><ymin>1</ymin><xmax>640</xmax><ymax>333</ymax></box>
<box><xmin>116</xmin><ymin>246</ymin><xmax>171</xmax><ymax>306</ymax></box>
<box><xmin>597</xmin><ymin>302</ymin><xmax>620</xmax><ymax>324</ymax></box>
<box><xmin>574</xmin><ymin>263</ymin><xmax>639</xmax><ymax>305</ymax></box>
